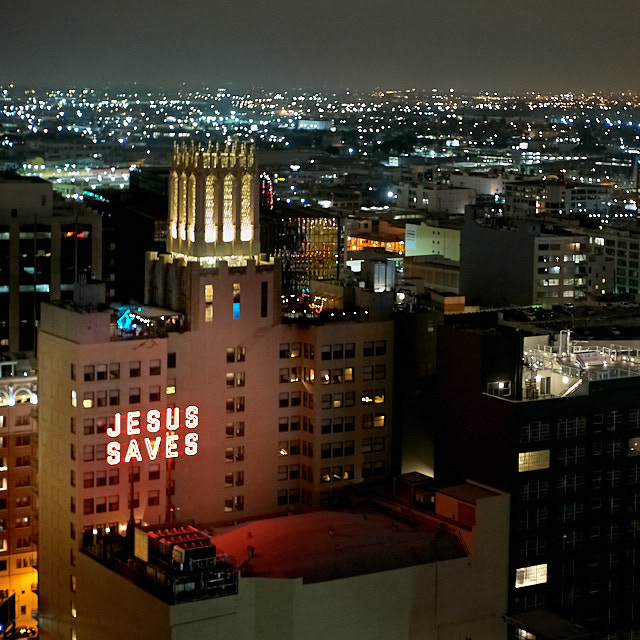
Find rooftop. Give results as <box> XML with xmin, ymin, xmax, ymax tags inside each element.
<box><xmin>213</xmin><ymin>507</ymin><xmax>465</xmax><ymax>584</ymax></box>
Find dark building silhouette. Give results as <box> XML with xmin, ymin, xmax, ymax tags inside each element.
<box><xmin>435</xmin><ymin>320</ymin><xmax>640</xmax><ymax>637</ymax></box>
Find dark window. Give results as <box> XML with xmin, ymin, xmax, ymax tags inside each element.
<box><xmin>261</xmin><ymin>281</ymin><xmax>268</xmax><ymax>317</ymax></box>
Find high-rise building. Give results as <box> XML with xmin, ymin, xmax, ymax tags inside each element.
<box><xmin>37</xmin><ymin>142</ymin><xmax>394</xmax><ymax>639</ymax></box>
<box><xmin>435</xmin><ymin>321</ymin><xmax>640</xmax><ymax>637</ymax></box>
<box><xmin>0</xmin><ymin>175</ymin><xmax>102</xmax><ymax>353</ymax></box>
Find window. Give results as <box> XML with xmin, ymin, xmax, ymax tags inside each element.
<box><xmin>345</xmin><ymin>343</ymin><xmax>355</xmax><ymax>358</ymax></box>
<box><xmin>149</xmin><ymin>464</ymin><xmax>160</xmax><ymax>480</ymax></box>
<box><xmin>280</xmin><ymin>343</ymin><xmax>290</xmax><ymax>358</ymax></box>
<box><xmin>150</xmin><ymin>359</ymin><xmax>161</xmax><ymax>376</ymax></box>
<box><xmin>84</xmin><ymin>365</ymin><xmax>95</xmax><ymax>382</ymax></box>
<box><xmin>96</xmin><ymin>471</ymin><xmax>107</xmax><ymax>487</ymax></box>
<box><xmin>96</xmin><ymin>364</ymin><xmax>107</xmax><ymax>380</ymax></box>
<box><xmin>95</xmin><ymin>497</ymin><xmax>107</xmax><ymax>514</ymax></box>
<box><xmin>279</xmin><ymin>393</ymin><xmax>289</xmax><ymax>408</ymax></box>
<box><xmin>204</xmin><ymin>284</ymin><xmax>214</xmax><ymax>322</ymax></box>
<box><xmin>321</xmin><ymin>345</ymin><xmax>331</xmax><ymax>360</ymax></box>
<box><xmin>515</xmin><ymin>564</ymin><xmax>548</xmax><ymax>588</ymax></box>
<box><xmin>280</xmin><ymin>368</ymin><xmax>290</xmax><ymax>383</ymax></box>
<box><xmin>96</xmin><ymin>390</ymin><xmax>107</xmax><ymax>407</ymax></box>
<box><xmin>108</xmin><ymin>495</ymin><xmax>119</xmax><ymax>512</ymax></box>
<box><xmin>83</xmin><ymin>499</ymin><xmax>94</xmax><ymax>515</ymax></box>
<box><xmin>129</xmin><ymin>361</ymin><xmax>141</xmax><ymax>377</ymax></box>
<box><xmin>149</xmin><ymin>386</ymin><xmax>161</xmax><ymax>402</ymax></box>
<box><xmin>82</xmin><ymin>392</ymin><xmax>94</xmax><ymax>409</ymax></box>
<box><xmin>83</xmin><ymin>472</ymin><xmax>94</xmax><ymax>489</ymax></box>
<box><xmin>226</xmin><ymin>348</ymin><xmax>236</xmax><ymax>363</ymax></box>
<box><xmin>363</xmin><ymin>341</ymin><xmax>374</xmax><ymax>357</ymax></box>
<box><xmin>518</xmin><ymin>450</ymin><xmax>550</xmax><ymax>472</ymax></box>
<box><xmin>375</xmin><ymin>340</ymin><xmax>386</xmax><ymax>356</ymax></box>
<box><xmin>148</xmin><ymin>491</ymin><xmax>160</xmax><ymax>506</ymax></box>
<box><xmin>261</xmin><ymin>281</ymin><xmax>268</xmax><ymax>318</ymax></box>
<box><xmin>129</xmin><ymin>388</ymin><xmax>141</xmax><ymax>404</ymax></box>
<box><xmin>109</xmin><ymin>363</ymin><xmax>120</xmax><ymax>379</ymax></box>
<box><xmin>109</xmin><ymin>389</ymin><xmax>120</xmax><ymax>406</ymax></box>
<box><xmin>167</xmin><ymin>353</ymin><xmax>176</xmax><ymax>369</ymax></box>
<box><xmin>233</xmin><ymin>283</ymin><xmax>241</xmax><ymax>319</ymax></box>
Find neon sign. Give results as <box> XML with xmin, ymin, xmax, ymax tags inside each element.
<box><xmin>107</xmin><ymin>406</ymin><xmax>199</xmax><ymax>465</ymax></box>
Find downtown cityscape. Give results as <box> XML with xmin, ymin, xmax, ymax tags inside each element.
<box><xmin>1</xmin><ymin>0</ymin><xmax>640</xmax><ymax>638</ymax></box>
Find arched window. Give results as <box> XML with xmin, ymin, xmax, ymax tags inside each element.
<box><xmin>223</xmin><ymin>175</ymin><xmax>234</xmax><ymax>243</ymax></box>
<box><xmin>170</xmin><ymin>172</ymin><xmax>178</xmax><ymax>239</ymax></box>
<box><xmin>188</xmin><ymin>174</ymin><xmax>196</xmax><ymax>242</ymax></box>
<box><xmin>240</xmin><ymin>174</ymin><xmax>252</xmax><ymax>242</ymax></box>
<box><xmin>205</xmin><ymin>176</ymin><xmax>216</xmax><ymax>243</ymax></box>
<box><xmin>179</xmin><ymin>174</ymin><xmax>187</xmax><ymax>241</ymax></box>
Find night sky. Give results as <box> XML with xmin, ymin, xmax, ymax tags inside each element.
<box><xmin>2</xmin><ymin>0</ymin><xmax>639</xmax><ymax>92</ymax></box>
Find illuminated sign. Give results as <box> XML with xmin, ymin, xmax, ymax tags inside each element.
<box><xmin>107</xmin><ymin>406</ymin><xmax>199</xmax><ymax>465</ymax></box>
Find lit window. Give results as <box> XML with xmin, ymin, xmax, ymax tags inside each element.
<box><xmin>515</xmin><ymin>563</ymin><xmax>547</xmax><ymax>588</ymax></box>
<box><xmin>205</xmin><ymin>176</ymin><xmax>216</xmax><ymax>243</ymax></box>
<box><xmin>233</xmin><ymin>283</ymin><xmax>240</xmax><ymax>319</ymax></box>
<box><xmin>240</xmin><ymin>174</ymin><xmax>252</xmax><ymax>241</ymax></box>
<box><xmin>223</xmin><ymin>175</ymin><xmax>234</xmax><ymax>242</ymax></box>
<box><xmin>518</xmin><ymin>450</ymin><xmax>550</xmax><ymax>472</ymax></box>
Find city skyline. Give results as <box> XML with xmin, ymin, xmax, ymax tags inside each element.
<box><xmin>2</xmin><ymin>0</ymin><xmax>639</xmax><ymax>93</ymax></box>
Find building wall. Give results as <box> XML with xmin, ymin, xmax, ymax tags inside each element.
<box><xmin>460</xmin><ymin>218</ymin><xmax>536</xmax><ymax>307</ymax></box>
<box><xmin>405</xmin><ymin>223</ymin><xmax>460</xmax><ymax>261</ymax></box>
<box><xmin>71</xmin><ymin>487</ymin><xmax>508</xmax><ymax>640</ymax></box>
<box><xmin>0</xmin><ymin>364</ymin><xmax>38</xmax><ymax>629</ymax></box>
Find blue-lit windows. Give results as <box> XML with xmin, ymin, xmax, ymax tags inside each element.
<box><xmin>233</xmin><ymin>283</ymin><xmax>240</xmax><ymax>319</ymax></box>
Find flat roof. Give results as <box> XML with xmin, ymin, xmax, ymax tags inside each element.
<box><xmin>437</xmin><ymin>483</ymin><xmax>500</xmax><ymax>505</ymax></box>
<box><xmin>213</xmin><ymin>508</ymin><xmax>465</xmax><ymax>584</ymax></box>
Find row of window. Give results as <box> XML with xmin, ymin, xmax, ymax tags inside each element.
<box><xmin>277</xmin><ymin>489</ymin><xmax>311</xmax><ymax>506</ymax></box>
<box><xmin>278</xmin><ymin>464</ymin><xmax>314</xmax><ymax>482</ymax></box>
<box><xmin>278</xmin><ymin>440</ymin><xmax>313</xmax><ymax>458</ymax></box>
<box><xmin>279</xmin><ymin>391</ymin><xmax>314</xmax><ymax>408</ymax></box>
<box><xmin>321</xmin><ymin>465</ymin><xmax>355</xmax><ymax>483</ymax></box>
<box><xmin>320</xmin><ymin>341</ymin><xmax>386</xmax><ymax>360</ymax></box>
<box><xmin>83</xmin><ymin>492</ymin><xmax>160</xmax><ymax>514</ymax></box>
<box><xmin>321</xmin><ymin>390</ymin><xmax>385</xmax><ymax>409</ymax></box>
<box><xmin>73</xmin><ymin>356</ymin><xmax>176</xmax><ymax>382</ymax></box>
<box><xmin>521</xmin><ymin>411</ymin><xmax>640</xmax><ymax>444</ymax></box>
<box><xmin>0</xmin><ymin>434</ymin><xmax>31</xmax><ymax>447</ymax></box>
<box><xmin>0</xmin><ymin>496</ymin><xmax>31</xmax><ymax>513</ymax></box>
<box><xmin>278</xmin><ymin>416</ymin><xmax>314</xmax><ymax>432</ymax></box>
<box><xmin>82</xmin><ymin>466</ymin><xmax>159</xmax><ymax>488</ymax></box>
<box><xmin>74</xmin><ymin>384</ymin><xmax>177</xmax><ymax>409</ymax></box>
<box><xmin>280</xmin><ymin>343</ymin><xmax>314</xmax><ymax>359</ymax></box>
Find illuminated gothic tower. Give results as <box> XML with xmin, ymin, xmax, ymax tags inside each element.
<box><xmin>168</xmin><ymin>141</ymin><xmax>258</xmax><ymax>261</ymax></box>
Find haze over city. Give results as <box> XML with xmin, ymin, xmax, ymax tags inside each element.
<box><xmin>2</xmin><ymin>0</ymin><xmax>639</xmax><ymax>92</ymax></box>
